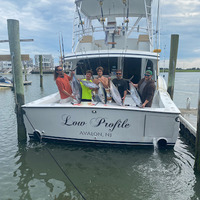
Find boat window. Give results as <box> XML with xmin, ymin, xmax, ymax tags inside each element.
<box><xmin>76</xmin><ymin>57</ymin><xmax>117</xmax><ymax>75</ymax></box>
<box><xmin>123</xmin><ymin>58</ymin><xmax>141</xmax><ymax>84</ymax></box>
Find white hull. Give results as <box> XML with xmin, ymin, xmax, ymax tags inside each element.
<box><xmin>23</xmin><ymin>90</ymin><xmax>180</xmax><ymax>146</ymax></box>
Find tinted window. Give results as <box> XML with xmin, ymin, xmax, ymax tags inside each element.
<box><xmin>76</xmin><ymin>57</ymin><xmax>117</xmax><ymax>75</ymax></box>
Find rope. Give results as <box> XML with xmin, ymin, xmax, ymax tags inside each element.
<box><xmin>24</xmin><ymin>112</ymin><xmax>87</xmax><ymax>200</ymax></box>
<box><xmin>24</xmin><ymin>112</ymin><xmax>35</xmax><ymax>131</ymax></box>
<box><xmin>46</xmin><ymin>147</ymin><xmax>87</xmax><ymax>200</ymax></box>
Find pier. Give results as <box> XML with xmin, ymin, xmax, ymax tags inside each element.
<box><xmin>179</xmin><ymin>108</ymin><xmax>197</xmax><ymax>147</ymax></box>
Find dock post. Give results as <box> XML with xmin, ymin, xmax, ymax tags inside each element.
<box><xmin>194</xmin><ymin>80</ymin><xmax>200</xmax><ymax>172</ymax></box>
<box><xmin>39</xmin><ymin>55</ymin><xmax>43</xmax><ymax>87</ymax></box>
<box><xmin>167</xmin><ymin>34</ymin><xmax>179</xmax><ymax>100</ymax></box>
<box><xmin>24</xmin><ymin>64</ymin><xmax>27</xmax><ymax>81</ymax></box>
<box><xmin>7</xmin><ymin>19</ymin><xmax>26</xmax><ymax>141</ymax></box>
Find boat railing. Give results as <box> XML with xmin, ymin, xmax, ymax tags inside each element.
<box><xmin>74</xmin><ymin>25</ymin><xmax>148</xmax><ymax>36</ymax></box>
<box><xmin>72</xmin><ymin>25</ymin><xmax>149</xmax><ymax>52</ymax></box>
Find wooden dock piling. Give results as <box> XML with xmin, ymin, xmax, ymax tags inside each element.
<box><xmin>167</xmin><ymin>34</ymin><xmax>179</xmax><ymax>100</ymax></box>
<box><xmin>7</xmin><ymin>19</ymin><xmax>26</xmax><ymax>141</ymax></box>
<box><xmin>24</xmin><ymin>64</ymin><xmax>28</xmax><ymax>81</ymax></box>
<box><xmin>39</xmin><ymin>55</ymin><xmax>43</xmax><ymax>88</ymax></box>
<box><xmin>194</xmin><ymin>81</ymin><xmax>200</xmax><ymax>172</ymax></box>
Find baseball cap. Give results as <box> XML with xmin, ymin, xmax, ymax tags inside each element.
<box><xmin>145</xmin><ymin>70</ymin><xmax>152</xmax><ymax>75</ymax></box>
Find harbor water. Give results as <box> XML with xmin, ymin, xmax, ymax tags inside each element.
<box><xmin>0</xmin><ymin>72</ymin><xmax>200</xmax><ymax>200</ymax></box>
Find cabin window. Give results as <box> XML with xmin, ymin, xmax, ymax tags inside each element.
<box><xmin>76</xmin><ymin>57</ymin><xmax>142</xmax><ymax>84</ymax></box>
<box><xmin>76</xmin><ymin>57</ymin><xmax>117</xmax><ymax>75</ymax></box>
<box><xmin>123</xmin><ymin>58</ymin><xmax>141</xmax><ymax>84</ymax></box>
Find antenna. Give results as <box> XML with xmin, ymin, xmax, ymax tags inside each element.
<box><xmin>156</xmin><ymin>0</ymin><xmax>160</xmax><ymax>49</ymax></box>
<box><xmin>59</xmin><ymin>33</ymin><xmax>63</xmax><ymax>68</ymax></box>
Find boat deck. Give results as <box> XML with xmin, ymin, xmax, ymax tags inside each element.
<box><xmin>23</xmin><ymin>91</ymin><xmax>180</xmax><ymax>114</ymax></box>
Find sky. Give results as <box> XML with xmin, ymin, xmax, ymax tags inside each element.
<box><xmin>0</xmin><ymin>0</ymin><xmax>200</xmax><ymax>69</ymax></box>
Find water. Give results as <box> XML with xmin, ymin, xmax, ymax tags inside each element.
<box><xmin>0</xmin><ymin>73</ymin><xmax>200</xmax><ymax>200</ymax></box>
<box><xmin>161</xmin><ymin>72</ymin><xmax>199</xmax><ymax>109</ymax></box>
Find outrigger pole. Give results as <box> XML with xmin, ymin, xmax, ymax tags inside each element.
<box><xmin>122</xmin><ymin>0</ymin><xmax>129</xmax><ymax>34</ymax></box>
<box><xmin>154</xmin><ymin>0</ymin><xmax>161</xmax><ymax>89</ymax></box>
<box><xmin>99</xmin><ymin>0</ymin><xmax>105</xmax><ymax>30</ymax></box>
<box><xmin>59</xmin><ymin>33</ymin><xmax>63</xmax><ymax>68</ymax></box>
<box><xmin>76</xmin><ymin>3</ymin><xmax>85</xmax><ymax>34</ymax></box>
<box><xmin>61</xmin><ymin>34</ymin><xmax>65</xmax><ymax>63</ymax></box>
<box><xmin>126</xmin><ymin>0</ymin><xmax>129</xmax><ymax>31</ymax></box>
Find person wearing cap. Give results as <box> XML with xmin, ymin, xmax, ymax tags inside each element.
<box><xmin>131</xmin><ymin>70</ymin><xmax>155</xmax><ymax>108</ymax></box>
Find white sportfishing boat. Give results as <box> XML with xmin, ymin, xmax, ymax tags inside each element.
<box><xmin>22</xmin><ymin>0</ymin><xmax>180</xmax><ymax>147</ymax></box>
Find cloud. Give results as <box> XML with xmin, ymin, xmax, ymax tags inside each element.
<box><xmin>160</xmin><ymin>57</ymin><xmax>200</xmax><ymax>69</ymax></box>
<box><xmin>194</xmin><ymin>48</ymin><xmax>200</xmax><ymax>53</ymax></box>
<box><xmin>159</xmin><ymin>0</ymin><xmax>200</xmax><ymax>67</ymax></box>
<box><xmin>0</xmin><ymin>0</ymin><xmax>200</xmax><ymax>67</ymax></box>
<box><xmin>0</xmin><ymin>0</ymin><xmax>75</xmax><ymax>64</ymax></box>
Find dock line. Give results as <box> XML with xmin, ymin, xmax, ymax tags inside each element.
<box><xmin>24</xmin><ymin>113</ymin><xmax>87</xmax><ymax>200</ymax></box>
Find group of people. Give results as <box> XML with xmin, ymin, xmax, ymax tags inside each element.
<box><xmin>54</xmin><ymin>65</ymin><xmax>155</xmax><ymax>108</ymax></box>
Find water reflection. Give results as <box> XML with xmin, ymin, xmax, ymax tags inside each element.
<box><xmin>11</xmin><ymin>140</ymin><xmax>198</xmax><ymax>200</ymax></box>
<box><xmin>15</xmin><ymin>142</ymin><xmax>80</xmax><ymax>200</ymax></box>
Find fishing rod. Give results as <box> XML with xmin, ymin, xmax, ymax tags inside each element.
<box><xmin>70</xmin><ymin>62</ymin><xmax>85</xmax><ymax>79</ymax></box>
<box><xmin>83</xmin><ymin>48</ymin><xmax>91</xmax><ymax>70</ymax></box>
<box><xmin>82</xmin><ymin>48</ymin><xmax>95</xmax><ymax>79</ymax></box>
<box><xmin>99</xmin><ymin>0</ymin><xmax>105</xmax><ymax>30</ymax></box>
<box><xmin>80</xmin><ymin>48</ymin><xmax>91</xmax><ymax>78</ymax></box>
<box><xmin>124</xmin><ymin>75</ymin><xmax>134</xmax><ymax>82</ymax></box>
<box><xmin>76</xmin><ymin>4</ymin><xmax>85</xmax><ymax>34</ymax></box>
<box><xmin>125</xmin><ymin>0</ymin><xmax>129</xmax><ymax>31</ymax></box>
<box><xmin>61</xmin><ymin>34</ymin><xmax>65</xmax><ymax>66</ymax></box>
<box><xmin>59</xmin><ymin>33</ymin><xmax>63</xmax><ymax>68</ymax></box>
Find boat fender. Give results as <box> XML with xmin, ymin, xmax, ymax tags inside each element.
<box><xmin>175</xmin><ymin>116</ymin><xmax>180</xmax><ymax>122</ymax></box>
<box><xmin>157</xmin><ymin>137</ymin><xmax>167</xmax><ymax>148</ymax></box>
<box><xmin>33</xmin><ymin>130</ymin><xmax>42</xmax><ymax>141</ymax></box>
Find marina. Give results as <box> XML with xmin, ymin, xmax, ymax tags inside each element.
<box><xmin>0</xmin><ymin>73</ymin><xmax>200</xmax><ymax>199</ymax></box>
<box><xmin>0</xmin><ymin>0</ymin><xmax>200</xmax><ymax>199</ymax></box>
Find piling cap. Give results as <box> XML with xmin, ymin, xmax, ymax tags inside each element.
<box><xmin>145</xmin><ymin>70</ymin><xmax>152</xmax><ymax>75</ymax></box>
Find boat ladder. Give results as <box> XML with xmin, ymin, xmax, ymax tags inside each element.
<box><xmin>144</xmin><ymin>0</ymin><xmax>153</xmax><ymax>47</ymax></box>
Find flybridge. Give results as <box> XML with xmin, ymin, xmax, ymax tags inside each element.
<box><xmin>75</xmin><ymin>0</ymin><xmax>152</xmax><ymax>19</ymax></box>
<box><xmin>72</xmin><ymin>0</ymin><xmax>156</xmax><ymax>52</ymax></box>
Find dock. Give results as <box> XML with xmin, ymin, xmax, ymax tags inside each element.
<box><xmin>0</xmin><ymin>81</ymin><xmax>32</xmax><ymax>88</ymax></box>
<box><xmin>179</xmin><ymin>108</ymin><xmax>197</xmax><ymax>146</ymax></box>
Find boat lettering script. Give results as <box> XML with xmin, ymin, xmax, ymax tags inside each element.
<box><xmin>62</xmin><ymin>115</ymin><xmax>130</xmax><ymax>132</ymax></box>
<box><xmin>90</xmin><ymin>117</ymin><xmax>130</xmax><ymax>132</ymax></box>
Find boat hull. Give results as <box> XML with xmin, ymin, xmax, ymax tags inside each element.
<box><xmin>23</xmin><ymin>105</ymin><xmax>180</xmax><ymax>146</ymax></box>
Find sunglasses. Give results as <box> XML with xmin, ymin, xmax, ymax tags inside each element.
<box><xmin>57</xmin><ymin>69</ymin><xmax>63</xmax><ymax>71</ymax></box>
<box><xmin>116</xmin><ymin>73</ymin><xmax>122</xmax><ymax>75</ymax></box>
<box><xmin>144</xmin><ymin>74</ymin><xmax>151</xmax><ymax>77</ymax></box>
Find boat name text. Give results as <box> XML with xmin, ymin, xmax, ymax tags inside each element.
<box><xmin>62</xmin><ymin>115</ymin><xmax>130</xmax><ymax>132</ymax></box>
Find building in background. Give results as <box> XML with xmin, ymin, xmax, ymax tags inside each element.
<box><xmin>35</xmin><ymin>55</ymin><xmax>54</xmax><ymax>69</ymax></box>
<box><xmin>0</xmin><ymin>61</ymin><xmax>12</xmax><ymax>70</ymax></box>
<box><xmin>0</xmin><ymin>58</ymin><xmax>33</xmax><ymax>73</ymax></box>
<box><xmin>22</xmin><ymin>58</ymin><xmax>33</xmax><ymax>68</ymax></box>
